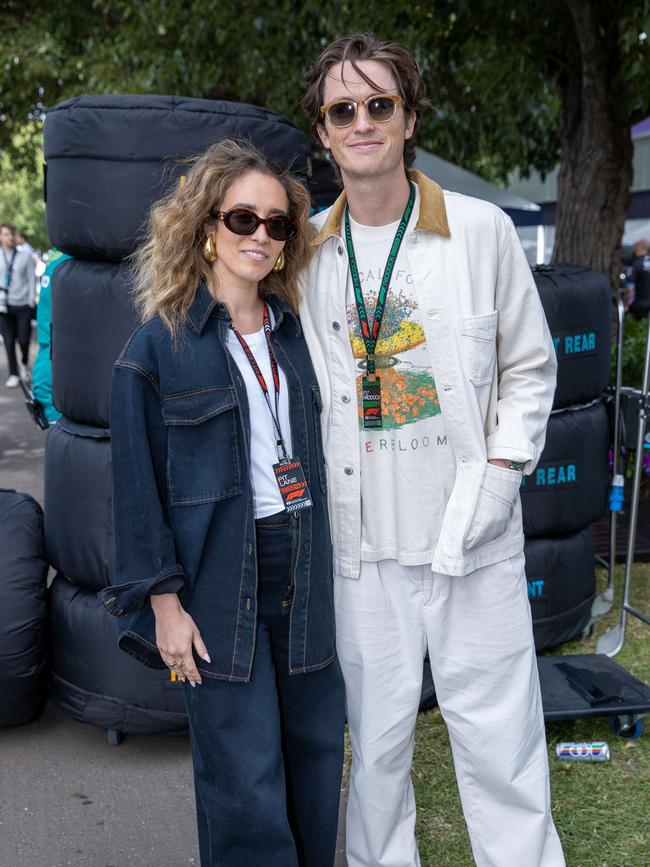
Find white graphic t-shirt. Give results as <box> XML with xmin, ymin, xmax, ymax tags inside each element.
<box><xmin>346</xmin><ymin>189</ymin><xmax>456</xmax><ymax>564</ymax></box>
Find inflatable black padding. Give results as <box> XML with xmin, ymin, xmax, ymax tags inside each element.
<box><xmin>44</xmin><ymin>94</ymin><xmax>311</xmax><ymax>261</ymax></box>
<box><xmin>524</xmin><ymin>528</ymin><xmax>596</xmax><ymax>651</ymax></box>
<box><xmin>533</xmin><ymin>264</ymin><xmax>611</xmax><ymax>409</ymax></box>
<box><xmin>49</xmin><ymin>575</ymin><xmax>187</xmax><ymax>734</ymax></box>
<box><xmin>419</xmin><ymin>656</ymin><xmax>437</xmax><ymax>713</ymax></box>
<box><xmin>0</xmin><ymin>490</ymin><xmax>48</xmax><ymax>728</ymax></box>
<box><xmin>44</xmin><ymin>419</ymin><xmax>113</xmax><ymax>589</ymax></box>
<box><xmin>51</xmin><ymin>259</ymin><xmax>138</xmax><ymax>427</ymax></box>
<box><xmin>521</xmin><ymin>401</ymin><xmax>610</xmax><ymax>538</ymax></box>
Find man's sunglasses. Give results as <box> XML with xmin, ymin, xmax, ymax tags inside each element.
<box><xmin>320</xmin><ymin>93</ymin><xmax>405</xmax><ymax>128</ymax></box>
<box><xmin>211</xmin><ymin>207</ymin><xmax>298</xmax><ymax>242</ymax></box>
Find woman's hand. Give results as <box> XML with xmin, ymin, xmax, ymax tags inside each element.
<box><xmin>150</xmin><ymin>593</ymin><xmax>210</xmax><ymax>686</ymax></box>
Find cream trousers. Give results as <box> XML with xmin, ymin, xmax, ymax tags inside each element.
<box><xmin>335</xmin><ymin>553</ymin><xmax>566</xmax><ymax>867</ymax></box>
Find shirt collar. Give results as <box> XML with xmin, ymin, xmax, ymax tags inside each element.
<box><xmin>311</xmin><ymin>169</ymin><xmax>451</xmax><ymax>247</ymax></box>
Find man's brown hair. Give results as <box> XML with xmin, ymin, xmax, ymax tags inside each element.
<box><xmin>301</xmin><ymin>32</ymin><xmax>429</xmax><ymax>170</ymax></box>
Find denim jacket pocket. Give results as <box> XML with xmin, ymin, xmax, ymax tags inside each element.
<box><xmin>311</xmin><ymin>385</ymin><xmax>327</xmax><ymax>494</ymax></box>
<box><xmin>461</xmin><ymin>311</ymin><xmax>498</xmax><ymax>387</ymax></box>
<box><xmin>161</xmin><ymin>386</ymin><xmax>242</xmax><ymax>505</ymax></box>
<box><xmin>462</xmin><ymin>462</ymin><xmax>521</xmax><ymax>552</ymax></box>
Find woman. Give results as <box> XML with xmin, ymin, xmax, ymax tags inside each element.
<box><xmin>99</xmin><ymin>140</ymin><xmax>345</xmax><ymax>867</ymax></box>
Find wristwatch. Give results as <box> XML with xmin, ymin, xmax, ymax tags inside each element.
<box><xmin>504</xmin><ymin>459</ymin><xmax>525</xmax><ymax>472</ymax></box>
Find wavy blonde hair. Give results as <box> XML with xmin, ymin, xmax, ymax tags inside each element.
<box><xmin>131</xmin><ymin>139</ymin><xmax>313</xmax><ymax>341</ymax></box>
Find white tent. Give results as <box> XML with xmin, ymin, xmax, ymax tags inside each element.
<box><xmin>414</xmin><ymin>147</ymin><xmax>541</xmax><ymax>216</ymax></box>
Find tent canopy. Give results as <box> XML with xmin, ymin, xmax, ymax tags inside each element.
<box><xmin>413</xmin><ymin>147</ymin><xmax>541</xmax><ymax>221</ymax></box>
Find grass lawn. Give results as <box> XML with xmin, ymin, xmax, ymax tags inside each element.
<box><xmin>409</xmin><ymin>563</ymin><xmax>650</xmax><ymax>867</ymax></box>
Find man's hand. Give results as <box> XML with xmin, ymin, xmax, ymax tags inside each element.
<box><xmin>150</xmin><ymin>593</ymin><xmax>210</xmax><ymax>686</ymax></box>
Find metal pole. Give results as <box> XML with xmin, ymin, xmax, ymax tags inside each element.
<box><xmin>598</xmin><ymin>312</ymin><xmax>650</xmax><ymax>656</ymax></box>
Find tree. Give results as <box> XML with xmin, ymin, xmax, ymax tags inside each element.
<box><xmin>0</xmin><ymin>131</ymin><xmax>47</xmax><ymax>250</ymax></box>
<box><xmin>1</xmin><ymin>1</ymin><xmax>648</xmax><ymax>283</ymax></box>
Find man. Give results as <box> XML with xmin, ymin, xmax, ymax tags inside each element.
<box><xmin>0</xmin><ymin>222</ymin><xmax>36</xmax><ymax>388</ymax></box>
<box><xmin>299</xmin><ymin>33</ymin><xmax>565</xmax><ymax>867</ymax></box>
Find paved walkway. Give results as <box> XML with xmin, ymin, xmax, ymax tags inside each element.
<box><xmin>0</xmin><ymin>342</ymin><xmax>347</xmax><ymax>866</ymax></box>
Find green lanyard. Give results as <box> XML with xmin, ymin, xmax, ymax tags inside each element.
<box><xmin>344</xmin><ymin>181</ymin><xmax>415</xmax><ymax>377</ymax></box>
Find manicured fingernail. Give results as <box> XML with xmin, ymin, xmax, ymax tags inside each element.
<box><xmin>190</xmin><ymin>681</ymin><xmax>196</xmax><ymax>688</ymax></box>
<box><xmin>202</xmin><ymin>653</ymin><xmax>211</xmax><ymax>663</ymax></box>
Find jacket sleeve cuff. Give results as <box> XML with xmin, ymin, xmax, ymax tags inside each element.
<box><xmin>97</xmin><ymin>566</ymin><xmax>187</xmax><ymax>617</ymax></box>
<box><xmin>148</xmin><ymin>576</ymin><xmax>186</xmax><ymax>596</ymax></box>
<box><xmin>486</xmin><ymin>435</ymin><xmax>538</xmax><ymax>475</ymax></box>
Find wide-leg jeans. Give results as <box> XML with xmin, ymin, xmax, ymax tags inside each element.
<box><xmin>184</xmin><ymin>510</ymin><xmax>345</xmax><ymax>867</ymax></box>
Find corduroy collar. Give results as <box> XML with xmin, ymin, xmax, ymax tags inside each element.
<box><xmin>311</xmin><ymin>169</ymin><xmax>451</xmax><ymax>246</ymax></box>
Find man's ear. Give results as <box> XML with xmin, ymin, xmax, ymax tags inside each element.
<box><xmin>316</xmin><ymin>121</ymin><xmax>331</xmax><ymax>150</ymax></box>
<box><xmin>404</xmin><ymin>110</ymin><xmax>416</xmax><ymax>141</ymax></box>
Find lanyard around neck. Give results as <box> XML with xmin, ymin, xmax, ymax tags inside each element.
<box><xmin>231</xmin><ymin>304</ymin><xmax>289</xmax><ymax>464</ymax></box>
<box><xmin>344</xmin><ymin>181</ymin><xmax>415</xmax><ymax>376</ymax></box>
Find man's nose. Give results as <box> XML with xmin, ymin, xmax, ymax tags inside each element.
<box><xmin>353</xmin><ymin>103</ymin><xmax>374</xmax><ymax>133</ymax></box>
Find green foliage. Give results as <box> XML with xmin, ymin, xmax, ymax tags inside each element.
<box><xmin>613</xmin><ymin>314</ymin><xmax>649</xmax><ymax>390</ymax></box>
<box><xmin>0</xmin><ymin>129</ymin><xmax>47</xmax><ymax>250</ymax></box>
<box><xmin>1</xmin><ymin>1</ymin><xmax>648</xmax><ymax>183</ymax></box>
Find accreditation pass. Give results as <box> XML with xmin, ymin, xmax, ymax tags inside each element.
<box><xmin>273</xmin><ymin>458</ymin><xmax>313</xmax><ymax>513</ymax></box>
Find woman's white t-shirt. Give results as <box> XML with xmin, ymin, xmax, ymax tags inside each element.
<box><xmin>226</xmin><ymin>321</ymin><xmax>293</xmax><ymax>519</ymax></box>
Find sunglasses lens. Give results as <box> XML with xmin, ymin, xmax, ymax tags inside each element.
<box><xmin>368</xmin><ymin>96</ymin><xmax>397</xmax><ymax>122</ymax></box>
<box><xmin>328</xmin><ymin>100</ymin><xmax>357</xmax><ymax>127</ymax></box>
<box><xmin>266</xmin><ymin>217</ymin><xmax>295</xmax><ymax>242</ymax></box>
<box><xmin>226</xmin><ymin>210</ymin><xmax>258</xmax><ymax>235</ymax></box>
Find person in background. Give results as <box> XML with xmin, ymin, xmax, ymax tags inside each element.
<box><xmin>32</xmin><ymin>248</ymin><xmax>71</xmax><ymax>423</ymax></box>
<box><xmin>0</xmin><ymin>222</ymin><xmax>36</xmax><ymax>388</ymax></box>
<box><xmin>98</xmin><ymin>140</ymin><xmax>344</xmax><ymax>867</ymax></box>
<box><xmin>628</xmin><ymin>239</ymin><xmax>650</xmax><ymax>318</ymax></box>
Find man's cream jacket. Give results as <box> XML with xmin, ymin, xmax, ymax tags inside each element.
<box><xmin>299</xmin><ymin>171</ymin><xmax>557</xmax><ymax>579</ymax></box>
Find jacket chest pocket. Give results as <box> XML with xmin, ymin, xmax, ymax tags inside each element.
<box><xmin>161</xmin><ymin>386</ymin><xmax>242</xmax><ymax>505</ymax></box>
<box><xmin>461</xmin><ymin>311</ymin><xmax>498</xmax><ymax>387</ymax></box>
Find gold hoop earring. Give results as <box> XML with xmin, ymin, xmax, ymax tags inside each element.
<box><xmin>273</xmin><ymin>251</ymin><xmax>285</xmax><ymax>272</ymax></box>
<box><xmin>203</xmin><ymin>235</ymin><xmax>218</xmax><ymax>263</ymax></box>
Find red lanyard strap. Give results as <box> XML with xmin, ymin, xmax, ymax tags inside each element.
<box><xmin>231</xmin><ymin>305</ymin><xmax>289</xmax><ymax>463</ymax></box>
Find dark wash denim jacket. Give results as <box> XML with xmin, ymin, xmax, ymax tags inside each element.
<box><xmin>98</xmin><ymin>283</ymin><xmax>335</xmax><ymax>681</ymax></box>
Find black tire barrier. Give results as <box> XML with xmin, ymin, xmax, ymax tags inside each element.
<box><xmin>533</xmin><ymin>264</ymin><xmax>611</xmax><ymax>409</ymax></box>
<box><xmin>44</xmin><ymin>94</ymin><xmax>310</xmax><ymax>262</ymax></box>
<box><xmin>419</xmin><ymin>656</ymin><xmax>437</xmax><ymax>713</ymax></box>
<box><xmin>0</xmin><ymin>490</ymin><xmax>48</xmax><ymax>728</ymax></box>
<box><xmin>51</xmin><ymin>259</ymin><xmax>138</xmax><ymax>428</ymax></box>
<box><xmin>49</xmin><ymin>575</ymin><xmax>188</xmax><ymax>735</ymax></box>
<box><xmin>525</xmin><ymin>527</ymin><xmax>596</xmax><ymax>652</ymax></box>
<box><xmin>521</xmin><ymin>401</ymin><xmax>609</xmax><ymax>538</ymax></box>
<box><xmin>44</xmin><ymin>419</ymin><xmax>112</xmax><ymax>589</ymax></box>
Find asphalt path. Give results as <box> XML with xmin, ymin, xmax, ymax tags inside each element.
<box><xmin>0</xmin><ymin>339</ymin><xmax>347</xmax><ymax>866</ymax></box>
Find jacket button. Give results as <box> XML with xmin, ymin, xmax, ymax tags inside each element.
<box><xmin>341</xmin><ymin>394</ymin><xmax>350</xmax><ymax>403</ymax></box>
<box><xmin>337</xmin><ymin>245</ymin><xmax>343</xmax><ymax>255</ymax></box>
<box><xmin>332</xmin><ymin>321</ymin><xmax>341</xmax><ymax>331</ymax></box>
<box><xmin>292</xmin><ymin>382</ymin><xmax>300</xmax><ymax>391</ymax></box>
<box><xmin>344</xmin><ymin>466</ymin><xmax>354</xmax><ymax>476</ymax></box>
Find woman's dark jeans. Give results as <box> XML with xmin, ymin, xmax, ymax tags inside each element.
<box><xmin>184</xmin><ymin>510</ymin><xmax>345</xmax><ymax>867</ymax></box>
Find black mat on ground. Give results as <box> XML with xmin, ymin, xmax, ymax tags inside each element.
<box><xmin>44</xmin><ymin>94</ymin><xmax>310</xmax><ymax>261</ymax></box>
<box><xmin>538</xmin><ymin>653</ymin><xmax>650</xmax><ymax>721</ymax></box>
<box><xmin>51</xmin><ymin>259</ymin><xmax>138</xmax><ymax>428</ymax></box>
<box><xmin>49</xmin><ymin>575</ymin><xmax>187</xmax><ymax>735</ymax></box>
<box><xmin>0</xmin><ymin>489</ymin><xmax>48</xmax><ymax>728</ymax></box>
<box><xmin>521</xmin><ymin>401</ymin><xmax>609</xmax><ymax>537</ymax></box>
<box><xmin>525</xmin><ymin>528</ymin><xmax>596</xmax><ymax>651</ymax></box>
<box><xmin>533</xmin><ymin>264</ymin><xmax>611</xmax><ymax>409</ymax></box>
<box><xmin>44</xmin><ymin>419</ymin><xmax>112</xmax><ymax>589</ymax></box>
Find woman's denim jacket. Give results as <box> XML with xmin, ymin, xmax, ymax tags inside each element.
<box><xmin>98</xmin><ymin>284</ymin><xmax>335</xmax><ymax>681</ymax></box>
